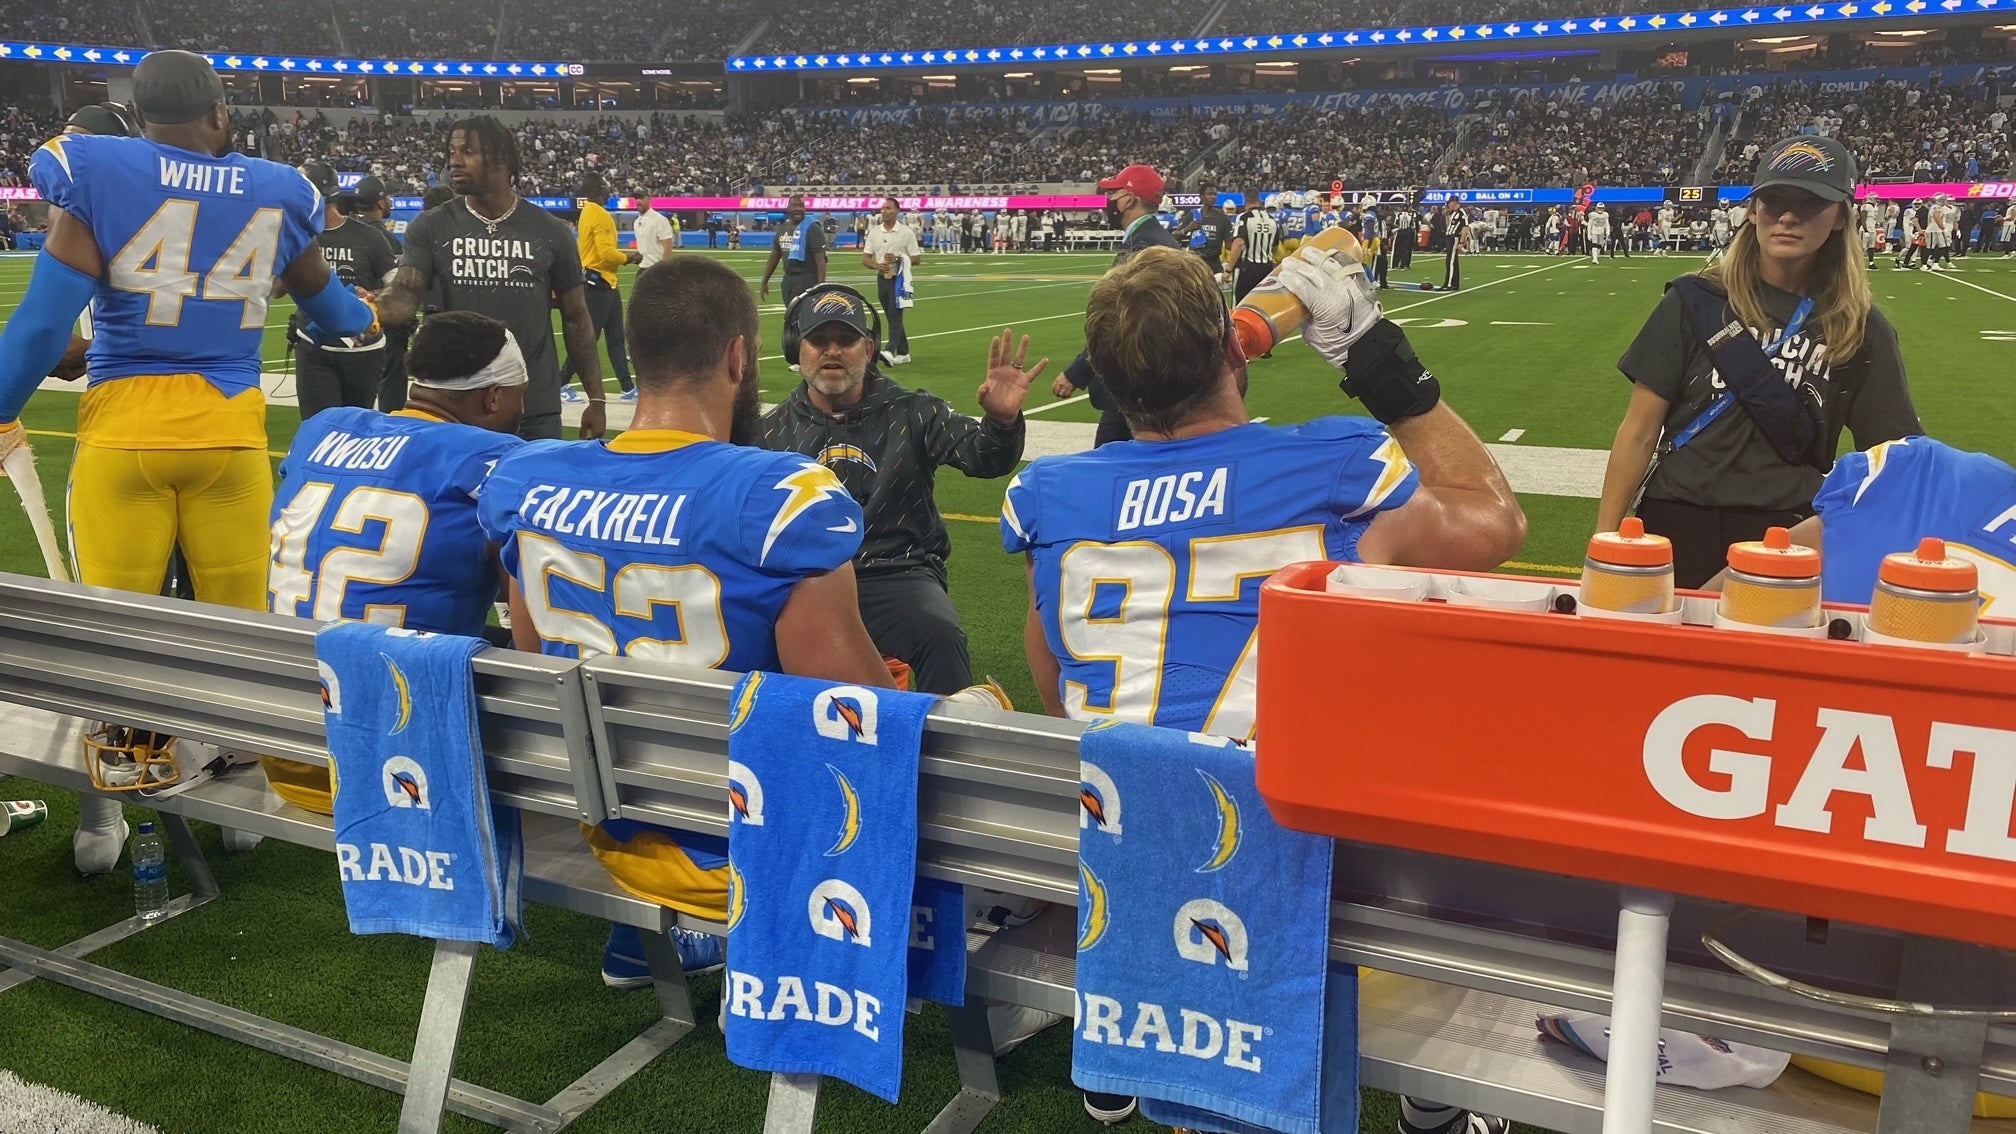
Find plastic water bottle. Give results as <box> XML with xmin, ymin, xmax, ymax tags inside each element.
<box><xmin>132</xmin><ymin>822</ymin><xmax>168</xmax><ymax>921</ymax></box>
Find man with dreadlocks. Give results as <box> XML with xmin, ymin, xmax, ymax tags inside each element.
<box><xmin>380</xmin><ymin>115</ymin><xmax>606</xmax><ymax>441</ymax></box>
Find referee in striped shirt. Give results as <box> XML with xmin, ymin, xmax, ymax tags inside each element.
<box><xmin>1228</xmin><ymin>190</ymin><xmax>1280</xmax><ymax>355</ymax></box>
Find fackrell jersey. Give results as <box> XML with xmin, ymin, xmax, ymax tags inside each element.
<box><xmin>478</xmin><ymin>429</ymin><xmax>863</xmax><ymax>671</ymax></box>
<box><xmin>270</xmin><ymin>407</ymin><xmax>522</xmax><ymax>636</ymax></box>
<box><xmin>1814</xmin><ymin>436</ymin><xmax>2016</xmax><ymax>614</ymax></box>
<box><xmin>32</xmin><ymin>134</ymin><xmax>321</xmax><ymax>394</ymax></box>
<box><xmin>1002</xmin><ymin>418</ymin><xmax>1418</xmax><ymax>738</ymax></box>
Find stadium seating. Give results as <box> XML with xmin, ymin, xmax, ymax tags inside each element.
<box><xmin>1718</xmin><ymin>75</ymin><xmax>2012</xmax><ymax>183</ymax></box>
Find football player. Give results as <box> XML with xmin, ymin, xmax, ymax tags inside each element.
<box><xmin>1709</xmin><ymin>437</ymin><xmax>2016</xmax><ymax>610</ymax></box>
<box><xmin>1004</xmin><ymin>245</ymin><xmax>1525</xmax><ymax>1131</ymax></box>
<box><xmin>261</xmin><ymin>311</ymin><xmax>527</xmax><ymax>816</ymax></box>
<box><xmin>478</xmin><ymin>255</ymin><xmax>893</xmax><ymax>982</ymax></box>
<box><xmin>0</xmin><ymin>51</ymin><xmax>374</xmax><ymax>873</ymax></box>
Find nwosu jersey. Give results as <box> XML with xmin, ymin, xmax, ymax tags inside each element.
<box><xmin>31</xmin><ymin>134</ymin><xmax>320</xmax><ymax>393</ymax></box>
<box><xmin>1002</xmin><ymin>418</ymin><xmax>1417</xmax><ymax>738</ymax></box>
<box><xmin>478</xmin><ymin>430</ymin><xmax>862</xmax><ymax>671</ymax></box>
<box><xmin>1813</xmin><ymin>436</ymin><xmax>2016</xmax><ymax>614</ymax></box>
<box><xmin>269</xmin><ymin>407</ymin><xmax>521</xmax><ymax>636</ymax></box>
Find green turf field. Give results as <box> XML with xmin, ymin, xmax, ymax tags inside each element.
<box><xmin>3</xmin><ymin>245</ymin><xmax>2015</xmax><ymax>1132</ymax></box>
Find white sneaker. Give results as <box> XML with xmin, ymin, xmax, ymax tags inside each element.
<box><xmin>988</xmin><ymin>1002</ymin><xmax>1064</xmax><ymax>1055</ymax></box>
<box><xmin>74</xmin><ymin>817</ymin><xmax>130</xmax><ymax>876</ymax></box>
<box><xmin>892</xmin><ymin>354</ymin><xmax>912</xmax><ymax>365</ymax></box>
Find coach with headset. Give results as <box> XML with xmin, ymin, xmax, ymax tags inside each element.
<box><xmin>760</xmin><ymin>284</ymin><xmax>1039</xmax><ymax>694</ymax></box>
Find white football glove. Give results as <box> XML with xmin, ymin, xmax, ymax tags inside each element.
<box><xmin>1275</xmin><ymin>246</ymin><xmax>1384</xmax><ymax>372</ymax></box>
<box><xmin>0</xmin><ymin>420</ymin><xmax>26</xmax><ymax>474</ymax></box>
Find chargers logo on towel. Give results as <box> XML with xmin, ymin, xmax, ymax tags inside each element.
<box><xmin>1196</xmin><ymin>770</ymin><xmax>1240</xmax><ymax>873</ymax></box>
<box><xmin>810</xmin><ymin>878</ymin><xmax>874</xmax><ymax>947</ymax></box>
<box><xmin>727</xmin><ymin>861</ymin><xmax>748</xmax><ymax>931</ymax></box>
<box><xmin>383</xmin><ymin>755</ymin><xmax>431</xmax><ymax>810</ymax></box>
<box><xmin>1080</xmin><ymin>761</ymin><xmax>1124</xmax><ymax>836</ymax></box>
<box><xmin>813</xmin><ymin>686</ymin><xmax>880</xmax><ymax>745</ymax></box>
<box><xmin>825</xmin><ymin>764</ymin><xmax>862</xmax><ymax>856</ymax></box>
<box><xmin>728</xmin><ymin>760</ymin><xmax>767</xmax><ymax>826</ymax></box>
<box><xmin>815</xmin><ymin>443</ymin><xmax>878</xmax><ymax>473</ymax></box>
<box><xmin>1078</xmin><ymin>863</ymin><xmax>1111</xmax><ymax>951</ymax></box>
<box><xmin>317</xmin><ymin>659</ymin><xmax>343</xmax><ymax>714</ymax></box>
<box><xmin>382</xmin><ymin>655</ymin><xmax>415</xmax><ymax>735</ymax></box>
<box><xmin>1175</xmin><ymin>898</ymin><xmax>1249</xmax><ymax>972</ymax></box>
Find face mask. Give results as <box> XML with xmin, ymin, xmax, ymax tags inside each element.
<box><xmin>1104</xmin><ymin>194</ymin><xmax>1127</xmax><ymax>228</ymax></box>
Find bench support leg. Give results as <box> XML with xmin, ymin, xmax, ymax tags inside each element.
<box><xmin>0</xmin><ymin>810</ymin><xmax>220</xmax><ymax>998</ymax></box>
<box><xmin>763</xmin><ymin>1072</ymin><xmax>822</xmax><ymax>1134</ymax></box>
<box><xmin>538</xmin><ymin>927</ymin><xmax>698</xmax><ymax>1128</ymax></box>
<box><xmin>1875</xmin><ymin>935</ymin><xmax>1995</xmax><ymax>1134</ymax></box>
<box><xmin>922</xmin><ymin>1000</ymin><xmax>1001</xmax><ymax>1134</ymax></box>
<box><xmin>399</xmin><ymin>938</ymin><xmax>481</xmax><ymax>1134</ymax></box>
<box><xmin>1600</xmin><ymin>886</ymin><xmax>1671</xmax><ymax>1134</ymax></box>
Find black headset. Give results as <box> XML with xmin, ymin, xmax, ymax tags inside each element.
<box><xmin>781</xmin><ymin>283</ymin><xmax>882</xmax><ymax>362</ymax></box>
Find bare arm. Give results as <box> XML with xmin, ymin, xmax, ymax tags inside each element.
<box><xmin>775</xmin><ymin>563</ymin><xmax>896</xmax><ymax>688</ymax></box>
<box><xmin>276</xmin><ymin>244</ymin><xmax>336</xmax><ymax>300</ymax></box>
<box><xmin>1595</xmin><ymin>382</ymin><xmax>1670</xmax><ymax>533</ymax></box>
<box><xmin>659</xmin><ymin>238</ymin><xmax>675</xmax><ymax>261</ymax></box>
<box><xmin>506</xmin><ymin>578</ymin><xmax>544</xmax><ymax>653</ymax></box>
<box><xmin>1357</xmin><ymin>403</ymin><xmax>1527</xmax><ymax>571</ymax></box>
<box><xmin>813</xmin><ymin>246</ymin><xmax>827</xmax><ymax>285</ymax></box>
<box><xmin>1023</xmin><ymin>556</ymin><xmax>1064</xmax><ymax>717</ymax></box>
<box><xmin>759</xmin><ymin>244</ymin><xmax>784</xmax><ymax>295</ymax></box>
<box><xmin>556</xmin><ymin>285</ymin><xmax>607</xmax><ymax>439</ymax></box>
<box><xmin>376</xmin><ymin>264</ymin><xmax>429</xmax><ymax>329</ymax></box>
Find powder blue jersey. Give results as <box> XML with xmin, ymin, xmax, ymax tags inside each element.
<box><xmin>269</xmin><ymin>407</ymin><xmax>521</xmax><ymax>637</ymax></box>
<box><xmin>1814</xmin><ymin>436</ymin><xmax>2016</xmax><ymax>614</ymax></box>
<box><xmin>1002</xmin><ymin>418</ymin><xmax>1418</xmax><ymax>738</ymax></box>
<box><xmin>32</xmin><ymin>134</ymin><xmax>322</xmax><ymax>395</ymax></box>
<box><xmin>478</xmin><ymin>430</ymin><xmax>863</xmax><ymax>671</ymax></box>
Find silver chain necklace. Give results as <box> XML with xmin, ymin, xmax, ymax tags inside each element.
<box><xmin>466</xmin><ymin>196</ymin><xmax>519</xmax><ymax>235</ymax></box>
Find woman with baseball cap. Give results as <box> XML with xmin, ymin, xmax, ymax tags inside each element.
<box><xmin>1596</xmin><ymin>134</ymin><xmax>1921</xmax><ymax>587</ymax></box>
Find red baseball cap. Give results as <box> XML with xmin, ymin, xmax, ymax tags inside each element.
<box><xmin>1098</xmin><ymin>164</ymin><xmax>1165</xmax><ymax>202</ymax></box>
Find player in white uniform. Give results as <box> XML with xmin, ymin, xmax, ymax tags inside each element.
<box><xmin>1860</xmin><ymin>198</ymin><xmax>1885</xmax><ymax>268</ymax></box>
<box><xmin>1543</xmin><ymin>210</ymin><xmax>1562</xmax><ymax>254</ymax></box>
<box><xmin>1584</xmin><ymin>206</ymin><xmax>1611</xmax><ymax>263</ymax></box>
<box><xmin>1704</xmin><ymin>207</ymin><xmax>1733</xmax><ymax>267</ymax></box>
<box><xmin>1896</xmin><ymin>201</ymin><xmax>1924</xmax><ymax>269</ymax></box>
<box><xmin>1656</xmin><ymin>203</ymin><xmax>1677</xmax><ymax>254</ymax></box>
<box><xmin>2001</xmin><ymin>206</ymin><xmax>2016</xmax><ymax>257</ymax></box>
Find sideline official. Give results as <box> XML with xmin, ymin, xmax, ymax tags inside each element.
<box><xmin>862</xmin><ymin>197</ymin><xmax>923</xmax><ymax>366</ymax></box>
<box><xmin>1054</xmin><ymin>163</ymin><xmax>1179</xmax><ymax>447</ymax></box>
<box><xmin>293</xmin><ymin>162</ymin><xmax>399</xmax><ymax>419</ymax></box>
<box><xmin>761</xmin><ymin>285</ymin><xmax>1036</xmax><ymax>693</ymax></box>
<box><xmin>1228</xmin><ymin>189</ymin><xmax>1281</xmax><ymax>349</ymax></box>
<box><xmin>1442</xmin><ymin>200</ymin><xmax>1468</xmax><ymax>291</ymax></box>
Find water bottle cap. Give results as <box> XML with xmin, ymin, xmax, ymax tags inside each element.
<box><xmin>137</xmin><ymin>821</ymin><xmax>154</xmax><ymax>834</ymax></box>
<box><xmin>1587</xmin><ymin>517</ymin><xmax>1673</xmax><ymax>568</ymax></box>
<box><xmin>1726</xmin><ymin>525</ymin><xmax>1821</xmax><ymax>579</ymax></box>
<box><xmin>1879</xmin><ymin>537</ymin><xmax>1978</xmax><ymax>594</ymax></box>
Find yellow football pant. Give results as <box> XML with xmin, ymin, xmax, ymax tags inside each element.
<box><xmin>66</xmin><ymin>444</ymin><xmax>272</xmax><ymax>605</ymax></box>
<box><xmin>586</xmin><ymin>824</ymin><xmax>732</xmax><ymax>921</ymax></box>
<box><xmin>63</xmin><ymin>443</ymin><xmax>336</xmax><ymax>811</ymax></box>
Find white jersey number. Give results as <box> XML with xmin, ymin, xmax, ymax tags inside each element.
<box><xmin>269</xmin><ymin>483</ymin><xmax>431</xmax><ymax>623</ymax></box>
<box><xmin>109</xmin><ymin>200</ymin><xmax>283</xmax><ymax>329</ymax></box>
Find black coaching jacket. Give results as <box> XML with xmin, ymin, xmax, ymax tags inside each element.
<box><xmin>760</xmin><ymin>369</ymin><xmax>1025</xmax><ymax>579</ymax></box>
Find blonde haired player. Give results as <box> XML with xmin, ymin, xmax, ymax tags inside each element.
<box><xmin>0</xmin><ymin>52</ymin><xmax>374</xmax><ymax>871</ymax></box>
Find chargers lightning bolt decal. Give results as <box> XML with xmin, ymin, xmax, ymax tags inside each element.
<box><xmin>761</xmin><ymin>463</ymin><xmax>849</xmax><ymax>565</ymax></box>
<box><xmin>383</xmin><ymin>655</ymin><xmax>413</xmax><ymax>735</ymax></box>
<box><xmin>1196</xmin><ymin>769</ymin><xmax>1242</xmax><ymax>873</ymax></box>
<box><xmin>825</xmin><ymin>763</ymin><xmax>862</xmax><ymax>856</ymax></box>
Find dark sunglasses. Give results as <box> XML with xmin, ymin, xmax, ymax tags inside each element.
<box><xmin>1751</xmin><ymin>187</ymin><xmax>1837</xmax><ymax>220</ymax></box>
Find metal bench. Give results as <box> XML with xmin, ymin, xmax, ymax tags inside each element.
<box><xmin>3</xmin><ymin>573</ymin><xmax>2013</xmax><ymax>1134</ymax></box>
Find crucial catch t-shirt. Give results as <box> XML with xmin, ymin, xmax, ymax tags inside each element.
<box><xmin>400</xmin><ymin>198</ymin><xmax>584</xmax><ymax>414</ymax></box>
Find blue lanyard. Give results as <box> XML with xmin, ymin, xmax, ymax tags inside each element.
<box><xmin>1668</xmin><ymin>295</ymin><xmax>1814</xmax><ymax>452</ymax></box>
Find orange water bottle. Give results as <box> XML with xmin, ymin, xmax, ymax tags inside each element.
<box><xmin>1578</xmin><ymin>518</ymin><xmax>1677</xmax><ymax>616</ymax></box>
<box><xmin>1231</xmin><ymin>226</ymin><xmax>1369</xmax><ymax>359</ymax></box>
<box><xmin>1866</xmin><ymin>537</ymin><xmax>1980</xmax><ymax>646</ymax></box>
<box><xmin>1719</xmin><ymin>527</ymin><xmax>1823</xmax><ymax>630</ymax></box>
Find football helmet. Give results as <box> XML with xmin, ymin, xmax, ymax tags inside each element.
<box><xmin>83</xmin><ymin>723</ymin><xmax>181</xmax><ymax>792</ymax></box>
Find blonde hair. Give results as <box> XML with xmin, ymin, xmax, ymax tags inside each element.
<box><xmin>1701</xmin><ymin>201</ymin><xmax>1870</xmax><ymax>362</ymax></box>
<box><xmin>1084</xmin><ymin>246</ymin><xmax>1228</xmax><ymax>434</ymax></box>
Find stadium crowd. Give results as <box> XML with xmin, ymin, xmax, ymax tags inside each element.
<box><xmin>1447</xmin><ymin>84</ymin><xmax>1708</xmax><ymax>188</ymax></box>
<box><xmin>1718</xmin><ymin>73</ymin><xmax>2014</xmax><ymax>182</ymax></box>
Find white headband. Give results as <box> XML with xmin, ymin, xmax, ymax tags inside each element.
<box><xmin>412</xmin><ymin>328</ymin><xmax>529</xmax><ymax>391</ymax></box>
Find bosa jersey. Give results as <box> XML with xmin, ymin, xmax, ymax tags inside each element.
<box><xmin>269</xmin><ymin>407</ymin><xmax>522</xmax><ymax>636</ymax></box>
<box><xmin>1003</xmin><ymin>418</ymin><xmax>1418</xmax><ymax>738</ymax></box>
<box><xmin>1814</xmin><ymin>437</ymin><xmax>2016</xmax><ymax>613</ymax></box>
<box><xmin>478</xmin><ymin>431</ymin><xmax>863</xmax><ymax>671</ymax></box>
<box><xmin>32</xmin><ymin>134</ymin><xmax>321</xmax><ymax>394</ymax></box>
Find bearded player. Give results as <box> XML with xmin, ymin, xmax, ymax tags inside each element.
<box><xmin>1004</xmin><ymin>245</ymin><xmax>1525</xmax><ymax>1129</ymax></box>
<box><xmin>261</xmin><ymin>312</ymin><xmax>527</xmax><ymax>818</ymax></box>
<box><xmin>478</xmin><ymin>255</ymin><xmax>900</xmax><ymax>981</ymax></box>
<box><xmin>0</xmin><ymin>50</ymin><xmax>374</xmax><ymax>873</ymax></box>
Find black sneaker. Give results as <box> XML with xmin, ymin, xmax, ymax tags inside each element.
<box><xmin>1083</xmin><ymin>1091</ymin><xmax>1137</xmax><ymax>1124</ymax></box>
